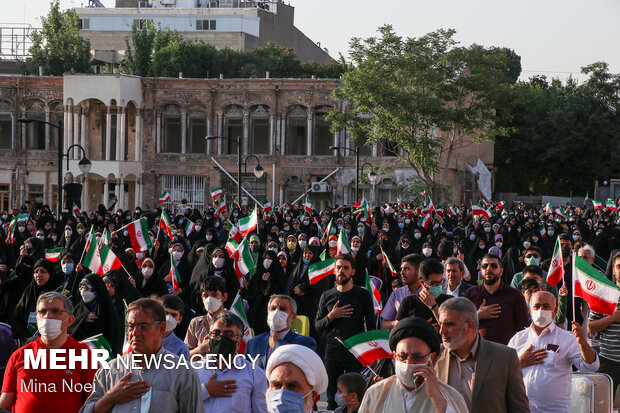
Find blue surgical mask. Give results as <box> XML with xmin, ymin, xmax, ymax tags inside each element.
<box><xmin>62</xmin><ymin>263</ymin><xmax>75</xmax><ymax>275</ymax></box>
<box><xmin>429</xmin><ymin>284</ymin><xmax>443</xmax><ymax>298</ymax></box>
<box><xmin>525</xmin><ymin>256</ymin><xmax>540</xmax><ymax>267</ymax></box>
<box><xmin>469</xmin><ymin>234</ymin><xmax>476</xmax><ymax>241</ymax></box>
<box><xmin>357</xmin><ymin>227</ymin><xmax>365</xmax><ymax>234</ymax></box>
<box><xmin>548</xmin><ymin>230</ymin><xmax>554</xmax><ymax>236</ymax></box>
<box><xmin>302</xmin><ymin>257</ymin><xmax>310</xmax><ymax>265</ymax></box>
<box><xmin>398</xmin><ymin>222</ymin><xmax>404</xmax><ymax>229</ymax></box>
<box><xmin>267</xmin><ymin>388</ymin><xmax>312</xmax><ymax>413</ymax></box>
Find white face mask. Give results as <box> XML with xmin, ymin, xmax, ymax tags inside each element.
<box><xmin>206</xmin><ymin>235</ymin><xmax>213</xmax><ymax>241</ymax></box>
<box><xmin>135</xmin><ymin>252</ymin><xmax>144</xmax><ymax>260</ymax></box>
<box><xmin>165</xmin><ymin>314</ymin><xmax>178</xmax><ymax>333</ymax></box>
<box><xmin>142</xmin><ymin>266</ymin><xmax>154</xmax><ymax>279</ymax></box>
<box><xmin>531</xmin><ymin>309</ymin><xmax>553</xmax><ymax>328</ymax></box>
<box><xmin>351</xmin><ymin>246</ymin><xmax>359</xmax><ymax>254</ymax></box>
<box><xmin>212</xmin><ymin>257</ymin><xmax>225</xmax><ymax>269</ymax></box>
<box><xmin>204</xmin><ymin>296</ymin><xmax>221</xmax><ymax>313</ymax></box>
<box><xmin>267</xmin><ymin>309</ymin><xmax>289</xmax><ymax>332</ymax></box>
<box><xmin>37</xmin><ymin>235</ymin><xmax>45</xmax><ymax>241</ymax></box>
<box><xmin>37</xmin><ymin>317</ymin><xmax>65</xmax><ymax>341</ymax></box>
<box><xmin>298</xmin><ymin>240</ymin><xmax>307</xmax><ymax>249</ymax></box>
<box><xmin>18</xmin><ymin>226</ymin><xmax>26</xmax><ymax>233</ymax></box>
<box><xmin>195</xmin><ymin>225</ymin><xmax>202</xmax><ymax>232</ymax></box>
<box><xmin>80</xmin><ymin>290</ymin><xmax>96</xmax><ymax>304</ymax></box>
<box><xmin>422</xmin><ymin>247</ymin><xmax>432</xmax><ymax>257</ymax></box>
<box><xmin>495</xmin><ymin>242</ymin><xmax>503</xmax><ymax>248</ymax></box>
<box><xmin>77</xmin><ymin>228</ymin><xmax>84</xmax><ymax>235</ymax></box>
<box><xmin>172</xmin><ymin>251</ymin><xmax>183</xmax><ymax>261</ymax></box>
<box><xmin>263</xmin><ymin>259</ymin><xmax>273</xmax><ymax>269</ymax></box>
<box><xmin>395</xmin><ymin>357</ymin><xmax>430</xmax><ymax>388</ymax></box>
<box><xmin>65</xmin><ymin>230</ymin><xmax>72</xmax><ymax>237</ymax></box>
<box><xmin>329</xmin><ymin>241</ymin><xmax>337</xmax><ymax>248</ymax></box>
<box><xmin>414</xmin><ymin>232</ymin><xmax>422</xmax><ymax>239</ymax></box>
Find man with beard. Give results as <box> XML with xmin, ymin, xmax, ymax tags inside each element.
<box><xmin>465</xmin><ymin>254</ymin><xmax>529</xmax><ymax>345</ymax></box>
<box><xmin>436</xmin><ymin>297</ymin><xmax>530</xmax><ymax>413</ymax></box>
<box><xmin>381</xmin><ymin>254</ymin><xmax>424</xmax><ymax>330</ymax></box>
<box><xmin>315</xmin><ymin>254</ymin><xmax>376</xmax><ymax>410</ymax></box>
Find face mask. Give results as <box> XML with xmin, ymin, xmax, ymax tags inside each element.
<box><xmin>335</xmin><ymin>393</ymin><xmax>349</xmax><ymax>408</ymax></box>
<box><xmin>279</xmin><ymin>237</ymin><xmax>285</xmax><ymax>244</ymax></box>
<box><xmin>209</xmin><ymin>335</ymin><xmax>237</xmax><ymax>357</ymax></box>
<box><xmin>204</xmin><ymin>296</ymin><xmax>221</xmax><ymax>313</ymax></box>
<box><xmin>65</xmin><ymin>230</ymin><xmax>73</xmax><ymax>237</ymax></box>
<box><xmin>523</xmin><ymin>241</ymin><xmax>531</xmax><ymax>249</ymax></box>
<box><xmin>62</xmin><ymin>263</ymin><xmax>75</xmax><ymax>275</ymax></box>
<box><xmin>573</xmin><ymin>235</ymin><xmax>580</xmax><ymax>242</ymax></box>
<box><xmin>357</xmin><ymin>226</ymin><xmax>365</xmax><ymax>234</ymax></box>
<box><xmin>478</xmin><ymin>244</ymin><xmax>485</xmax><ymax>250</ymax></box>
<box><xmin>135</xmin><ymin>252</ymin><xmax>144</xmax><ymax>260</ymax></box>
<box><xmin>548</xmin><ymin>230</ymin><xmax>554</xmax><ymax>236</ymax></box>
<box><xmin>303</xmin><ymin>220</ymin><xmax>310</xmax><ymax>226</ymax></box>
<box><xmin>268</xmin><ymin>388</ymin><xmax>313</xmax><ymax>413</ymax></box>
<box><xmin>81</xmin><ymin>290</ymin><xmax>96</xmax><ymax>304</ymax></box>
<box><xmin>433</xmin><ymin>224</ymin><xmax>439</xmax><ymax>230</ymax></box>
<box><xmin>232</xmin><ymin>212</ymin><xmax>238</xmax><ymax>218</ymax></box>
<box><xmin>484</xmin><ymin>227</ymin><xmax>491</xmax><ymax>233</ymax></box>
<box><xmin>561</xmin><ymin>246</ymin><xmax>571</xmax><ymax>258</ymax></box>
<box><xmin>405</xmin><ymin>219</ymin><xmax>411</xmax><ymax>225</ymax></box>
<box><xmin>345</xmin><ymin>228</ymin><xmax>351</xmax><ymax>235</ymax></box>
<box><xmin>469</xmin><ymin>234</ymin><xmax>476</xmax><ymax>241</ymax></box>
<box><xmin>495</xmin><ymin>242</ymin><xmax>503</xmax><ymax>248</ymax></box>
<box><xmin>329</xmin><ymin>241</ymin><xmax>337</xmax><ymax>248</ymax></box>
<box><xmin>142</xmin><ymin>267</ymin><xmax>154</xmax><ymax>279</ymax></box>
<box><xmin>302</xmin><ymin>257</ymin><xmax>311</xmax><ymax>265</ymax></box>
<box><xmin>429</xmin><ymin>284</ymin><xmax>443</xmax><ymax>298</ymax></box>
<box><xmin>250</xmin><ymin>245</ymin><xmax>260</xmax><ymax>253</ymax></box>
<box><xmin>283</xmin><ymin>226</ymin><xmax>290</xmax><ymax>232</ymax></box>
<box><xmin>173</xmin><ymin>251</ymin><xmax>183</xmax><ymax>261</ymax></box>
<box><xmin>195</xmin><ymin>225</ymin><xmax>202</xmax><ymax>232</ymax></box>
<box><xmin>267</xmin><ymin>309</ymin><xmax>289</xmax><ymax>332</ymax></box>
<box><xmin>525</xmin><ymin>256</ymin><xmax>540</xmax><ymax>266</ymax></box>
<box><xmin>165</xmin><ymin>314</ymin><xmax>178</xmax><ymax>332</ymax></box>
<box><xmin>382</xmin><ymin>226</ymin><xmax>389</xmax><ymax>232</ymax></box>
<box><xmin>212</xmin><ymin>257</ymin><xmax>225</xmax><ymax>269</ymax></box>
<box><xmin>37</xmin><ymin>318</ymin><xmax>64</xmax><ymax>341</ymax></box>
<box><xmin>398</xmin><ymin>223</ymin><xmax>404</xmax><ymax>229</ymax></box>
<box><xmin>502</xmin><ymin>213</ymin><xmax>508</xmax><ymax>219</ymax></box>
<box><xmin>351</xmin><ymin>246</ymin><xmax>359</xmax><ymax>254</ymax></box>
<box><xmin>532</xmin><ymin>236</ymin><xmax>539</xmax><ymax>243</ymax></box>
<box><xmin>37</xmin><ymin>235</ymin><xmax>45</xmax><ymax>241</ymax></box>
<box><xmin>285</xmin><ymin>216</ymin><xmax>291</xmax><ymax>222</ymax></box>
<box><xmin>287</xmin><ymin>241</ymin><xmax>297</xmax><ymax>250</ymax></box>
<box><xmin>395</xmin><ymin>358</ymin><xmax>429</xmax><ymax>389</ymax></box>
<box><xmin>263</xmin><ymin>259</ymin><xmax>273</xmax><ymax>269</ymax></box>
<box><xmin>268</xmin><ymin>247</ymin><xmax>278</xmax><ymax>253</ymax></box>
<box><xmin>531</xmin><ymin>309</ymin><xmax>553</xmax><ymax>328</ymax></box>
<box><xmin>18</xmin><ymin>226</ymin><xmax>26</xmax><ymax>233</ymax></box>
<box><xmin>330</xmin><ymin>227</ymin><xmax>337</xmax><ymax>235</ymax></box>
<box><xmin>422</xmin><ymin>248</ymin><xmax>432</xmax><ymax>257</ymax></box>
<box><xmin>77</xmin><ymin>228</ymin><xmax>84</xmax><ymax>235</ymax></box>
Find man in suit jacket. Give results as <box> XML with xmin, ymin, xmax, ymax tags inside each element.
<box><xmin>435</xmin><ymin>297</ymin><xmax>530</xmax><ymax>413</ymax></box>
<box><xmin>445</xmin><ymin>258</ymin><xmax>473</xmax><ymax>297</ymax></box>
<box><xmin>245</xmin><ymin>294</ymin><xmax>316</xmax><ymax>370</ymax></box>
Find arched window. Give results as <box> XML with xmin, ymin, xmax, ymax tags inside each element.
<box><xmin>250</xmin><ymin>105</ymin><xmax>270</xmax><ymax>154</ymax></box>
<box><xmin>162</xmin><ymin>104</ymin><xmax>182</xmax><ymax>153</ymax></box>
<box><xmin>287</xmin><ymin>105</ymin><xmax>307</xmax><ymax>155</ymax></box>
<box><xmin>313</xmin><ymin>106</ymin><xmax>333</xmax><ymax>155</ymax></box>
<box><xmin>25</xmin><ymin>100</ymin><xmax>45</xmax><ymax>150</ymax></box>
<box><xmin>224</xmin><ymin>105</ymin><xmax>243</xmax><ymax>154</ymax></box>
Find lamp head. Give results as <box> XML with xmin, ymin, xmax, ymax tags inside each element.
<box><xmin>368</xmin><ymin>171</ymin><xmax>378</xmax><ymax>184</ymax></box>
<box><xmin>18</xmin><ymin>118</ymin><xmax>33</xmax><ymax>124</ymax></box>
<box><xmin>78</xmin><ymin>156</ymin><xmax>92</xmax><ymax>174</ymax></box>
<box><xmin>254</xmin><ymin>164</ymin><xmax>265</xmax><ymax>179</ymax></box>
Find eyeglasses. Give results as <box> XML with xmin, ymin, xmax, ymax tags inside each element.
<box><xmin>525</xmin><ymin>254</ymin><xmax>540</xmax><ymax>259</ymax></box>
<box><xmin>395</xmin><ymin>352</ymin><xmax>431</xmax><ymax>363</ymax></box>
<box><xmin>209</xmin><ymin>329</ymin><xmax>238</xmax><ymax>340</ymax></box>
<box><xmin>37</xmin><ymin>308</ymin><xmax>66</xmax><ymax>316</ymax></box>
<box><xmin>423</xmin><ymin>279</ymin><xmax>446</xmax><ymax>287</ymax></box>
<box><xmin>125</xmin><ymin>322</ymin><xmax>161</xmax><ymax>332</ymax></box>
<box><xmin>480</xmin><ymin>262</ymin><xmax>499</xmax><ymax>269</ymax></box>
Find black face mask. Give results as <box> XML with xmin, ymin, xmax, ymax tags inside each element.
<box><xmin>209</xmin><ymin>335</ymin><xmax>237</xmax><ymax>357</ymax></box>
<box><xmin>561</xmin><ymin>246</ymin><xmax>571</xmax><ymax>259</ymax></box>
<box><xmin>379</xmin><ymin>238</ymin><xmax>389</xmax><ymax>247</ymax></box>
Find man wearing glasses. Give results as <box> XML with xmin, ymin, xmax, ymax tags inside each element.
<box><xmin>465</xmin><ymin>254</ymin><xmax>529</xmax><ymax>345</ymax></box>
<box><xmin>81</xmin><ymin>298</ymin><xmax>202</xmax><ymax>413</ymax></box>
<box><xmin>1</xmin><ymin>292</ymin><xmax>98</xmax><ymax>412</ymax></box>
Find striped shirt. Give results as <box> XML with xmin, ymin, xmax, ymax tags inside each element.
<box><xmin>589</xmin><ymin>311</ymin><xmax>620</xmax><ymax>362</ymax></box>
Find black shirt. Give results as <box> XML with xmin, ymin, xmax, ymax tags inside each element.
<box><xmin>395</xmin><ymin>293</ymin><xmax>454</xmax><ymax>323</ymax></box>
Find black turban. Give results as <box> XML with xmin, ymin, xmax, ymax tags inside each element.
<box><xmin>389</xmin><ymin>317</ymin><xmax>441</xmax><ymax>354</ymax></box>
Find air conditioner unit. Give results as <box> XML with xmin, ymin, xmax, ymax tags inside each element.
<box><xmin>160</xmin><ymin>0</ymin><xmax>176</xmax><ymax>5</ymax></box>
<box><xmin>311</xmin><ymin>182</ymin><xmax>331</xmax><ymax>193</ymax></box>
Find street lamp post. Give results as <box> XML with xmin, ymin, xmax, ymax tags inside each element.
<box><xmin>330</xmin><ymin>145</ymin><xmax>360</xmax><ymax>202</ymax></box>
<box><xmin>361</xmin><ymin>162</ymin><xmax>377</xmax><ymax>204</ymax></box>
<box><xmin>243</xmin><ymin>154</ymin><xmax>265</xmax><ymax>179</ymax></box>
<box><xmin>207</xmin><ymin>135</ymin><xmax>242</xmax><ymax>205</ymax></box>
<box><xmin>18</xmin><ymin>118</ymin><xmax>92</xmax><ymax>218</ymax></box>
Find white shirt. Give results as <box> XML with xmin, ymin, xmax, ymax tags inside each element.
<box><xmin>508</xmin><ymin>322</ymin><xmax>599</xmax><ymax>413</ymax></box>
<box><xmin>395</xmin><ymin>380</ymin><xmax>458</xmax><ymax>413</ymax></box>
<box><xmin>446</xmin><ymin>282</ymin><xmax>462</xmax><ymax>297</ymax></box>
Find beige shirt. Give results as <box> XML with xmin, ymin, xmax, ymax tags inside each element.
<box><xmin>184</xmin><ymin>313</ymin><xmax>215</xmax><ymax>350</ymax></box>
<box><xmin>447</xmin><ymin>334</ymin><xmax>480</xmax><ymax>411</ymax></box>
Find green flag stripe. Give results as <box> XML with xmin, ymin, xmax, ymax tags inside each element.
<box><xmin>342</xmin><ymin>330</ymin><xmax>390</xmax><ymax>348</ymax></box>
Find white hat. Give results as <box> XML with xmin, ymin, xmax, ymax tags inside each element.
<box><xmin>265</xmin><ymin>344</ymin><xmax>328</xmax><ymax>394</ymax></box>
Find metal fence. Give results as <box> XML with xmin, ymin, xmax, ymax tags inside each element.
<box><xmin>0</xmin><ymin>24</ymin><xmax>38</xmax><ymax>61</ymax></box>
<box><xmin>161</xmin><ymin>175</ymin><xmax>205</xmax><ymax>211</ymax></box>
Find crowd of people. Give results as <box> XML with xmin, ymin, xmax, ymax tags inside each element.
<box><xmin>0</xmin><ymin>196</ymin><xmax>619</xmax><ymax>413</ymax></box>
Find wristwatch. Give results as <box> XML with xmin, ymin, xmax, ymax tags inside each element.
<box><xmin>429</xmin><ymin>303</ymin><xmax>438</xmax><ymax>310</ymax></box>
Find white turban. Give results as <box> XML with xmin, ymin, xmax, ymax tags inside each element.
<box><xmin>265</xmin><ymin>344</ymin><xmax>328</xmax><ymax>394</ymax></box>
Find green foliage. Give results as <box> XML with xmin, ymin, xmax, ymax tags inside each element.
<box><xmin>326</xmin><ymin>26</ymin><xmax>519</xmax><ymax>201</ymax></box>
<box><xmin>24</xmin><ymin>1</ymin><xmax>91</xmax><ymax>75</ymax></box>
<box><xmin>494</xmin><ymin>63</ymin><xmax>620</xmax><ymax>196</ymax></box>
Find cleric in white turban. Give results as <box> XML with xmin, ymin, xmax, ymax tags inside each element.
<box><xmin>265</xmin><ymin>344</ymin><xmax>328</xmax><ymax>413</ymax></box>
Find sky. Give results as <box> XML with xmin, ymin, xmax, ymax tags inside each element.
<box><xmin>4</xmin><ymin>0</ymin><xmax>619</xmax><ymax>82</ymax></box>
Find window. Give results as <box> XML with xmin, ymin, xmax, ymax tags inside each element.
<box><xmin>0</xmin><ymin>184</ymin><xmax>9</xmax><ymax>211</ymax></box>
<box><xmin>225</xmin><ymin>118</ymin><xmax>242</xmax><ymax>154</ymax></box>
<box><xmin>79</xmin><ymin>19</ymin><xmax>90</xmax><ymax>30</ymax></box>
<box><xmin>314</xmin><ymin>114</ymin><xmax>332</xmax><ymax>155</ymax></box>
<box><xmin>133</xmin><ymin>19</ymin><xmax>153</xmax><ymax>29</ymax></box>
<box><xmin>0</xmin><ymin>114</ymin><xmax>11</xmax><ymax>149</ymax></box>
<box><xmin>102</xmin><ymin>111</ymin><xmax>118</xmax><ymax>160</ymax></box>
<box><xmin>161</xmin><ymin>175</ymin><xmax>205</xmax><ymax>210</ymax></box>
<box><xmin>382</xmin><ymin>140</ymin><xmax>398</xmax><ymax>157</ymax></box>
<box><xmin>163</xmin><ymin>116</ymin><xmax>182</xmax><ymax>153</ymax></box>
<box><xmin>28</xmin><ymin>185</ymin><xmax>44</xmax><ymax>211</ymax></box>
<box><xmin>189</xmin><ymin>118</ymin><xmax>206</xmax><ymax>154</ymax></box>
<box><xmin>25</xmin><ymin>112</ymin><xmax>45</xmax><ymax>150</ymax></box>
<box><xmin>49</xmin><ymin>112</ymin><xmax>62</xmax><ymax>151</ymax></box>
<box><xmin>196</xmin><ymin>20</ymin><xmax>216</xmax><ymax>30</ymax></box>
<box><xmin>287</xmin><ymin>118</ymin><xmax>307</xmax><ymax>155</ymax></box>
<box><xmin>221</xmin><ymin>172</ymin><xmax>267</xmax><ymax>204</ymax></box>
<box><xmin>251</xmin><ymin>117</ymin><xmax>269</xmax><ymax>154</ymax></box>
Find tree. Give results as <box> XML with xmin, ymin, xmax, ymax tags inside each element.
<box><xmin>326</xmin><ymin>26</ymin><xmax>519</xmax><ymax>201</ymax></box>
<box><xmin>26</xmin><ymin>0</ymin><xmax>91</xmax><ymax>75</ymax></box>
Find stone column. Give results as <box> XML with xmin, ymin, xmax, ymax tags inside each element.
<box><xmin>45</xmin><ymin>108</ymin><xmax>51</xmax><ymax>150</ymax></box>
<box><xmin>181</xmin><ymin>110</ymin><xmax>187</xmax><ymax>154</ymax></box>
<box><xmin>269</xmin><ymin>114</ymin><xmax>275</xmax><ymax>155</ymax></box>
<box><xmin>135</xmin><ymin>177</ymin><xmax>142</xmax><ymax>209</ymax></box>
<box><xmin>105</xmin><ymin>108</ymin><xmax>112</xmax><ymax>160</ymax></box>
<box><xmin>242</xmin><ymin>112</ymin><xmax>249</xmax><ymax>155</ymax></box>
<box><xmin>116</xmin><ymin>107</ymin><xmax>123</xmax><ymax>161</ymax></box>
<box><xmin>279</xmin><ymin>114</ymin><xmax>285</xmax><ymax>154</ymax></box>
<box><xmin>73</xmin><ymin>108</ymin><xmax>79</xmax><ymax>158</ymax></box>
<box><xmin>80</xmin><ymin>106</ymin><xmax>87</xmax><ymax>153</ymax></box>
<box><xmin>103</xmin><ymin>179</ymin><xmax>109</xmax><ymax>207</ymax></box>
<box><xmin>81</xmin><ymin>174</ymin><xmax>89</xmax><ymax>210</ymax></box>
<box><xmin>206</xmin><ymin>116</ymin><xmax>212</xmax><ymax>155</ymax></box>
<box><xmin>306</xmin><ymin>114</ymin><xmax>313</xmax><ymax>156</ymax></box>
<box><xmin>156</xmin><ymin>112</ymin><xmax>162</xmax><ymax>153</ymax></box>
<box><xmin>217</xmin><ymin>113</ymin><xmax>223</xmax><ymax>155</ymax></box>
<box><xmin>135</xmin><ymin>110</ymin><xmax>141</xmax><ymax>161</ymax></box>
<box><xmin>21</xmin><ymin>110</ymin><xmax>26</xmax><ymax>149</ymax></box>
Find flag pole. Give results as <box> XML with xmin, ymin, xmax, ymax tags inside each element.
<box><xmin>335</xmin><ymin>336</ymin><xmax>381</xmax><ymax>378</ymax></box>
<box><xmin>571</xmin><ymin>252</ymin><xmax>576</xmax><ymax>325</ymax></box>
<box><xmin>78</xmin><ymin>225</ymin><xmax>94</xmax><ymax>264</ymax></box>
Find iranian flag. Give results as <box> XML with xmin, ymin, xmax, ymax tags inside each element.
<box><xmin>419</xmin><ymin>213</ymin><xmax>432</xmax><ymax>230</ymax></box>
<box><xmin>337</xmin><ymin>230</ymin><xmax>350</xmax><ymax>255</ymax></box>
<box><xmin>232</xmin><ymin>197</ymin><xmax>242</xmax><ymax>211</ymax></box>
<box><xmin>226</xmin><ymin>220</ymin><xmax>242</xmax><ymax>243</ymax></box>
<box><xmin>262</xmin><ymin>199</ymin><xmax>272</xmax><ymax>213</ymax></box>
<box><xmin>471</xmin><ymin>203</ymin><xmax>491</xmax><ymax>219</ymax></box>
<box><xmin>421</xmin><ymin>197</ymin><xmax>435</xmax><ymax>215</ymax></box>
<box><xmin>573</xmin><ymin>254</ymin><xmax>620</xmax><ymax>315</ymax></box>
<box><xmin>496</xmin><ymin>201</ymin><xmax>505</xmax><ymax>210</ymax></box>
<box><xmin>546</xmin><ymin>237</ymin><xmax>565</xmax><ymax>287</ymax></box>
<box><xmin>159</xmin><ymin>210</ymin><xmax>174</xmax><ymax>239</ymax></box>
<box><xmin>308</xmin><ymin>258</ymin><xmax>336</xmax><ymax>285</ymax></box>
<box><xmin>592</xmin><ymin>199</ymin><xmax>603</xmax><ymax>210</ymax></box>
<box><xmin>72</xmin><ymin>203</ymin><xmax>81</xmax><ymax>218</ymax></box>
<box><xmin>215</xmin><ymin>201</ymin><xmax>227</xmax><ymax>217</ymax></box>
<box><xmin>225</xmin><ymin>238</ymin><xmax>239</xmax><ymax>256</ymax></box>
<box><xmin>304</xmin><ymin>198</ymin><xmax>313</xmax><ymax>213</ymax></box>
<box><xmin>122</xmin><ymin>300</ymin><xmax>131</xmax><ymax>354</ymax></box>
<box><xmin>83</xmin><ymin>238</ymin><xmax>122</xmax><ymax>276</ymax></box>
<box><xmin>606</xmin><ymin>198</ymin><xmax>618</xmax><ymax>211</ymax></box>
<box><xmin>169</xmin><ymin>254</ymin><xmax>182</xmax><ymax>292</ymax></box>
<box><xmin>353</xmin><ymin>197</ymin><xmax>368</xmax><ymax>217</ymax></box>
<box><xmin>45</xmin><ymin>248</ymin><xmax>63</xmax><ymax>262</ymax></box>
<box><xmin>81</xmin><ymin>334</ymin><xmax>113</xmax><ymax>361</ymax></box>
<box><xmin>102</xmin><ymin>228</ymin><xmax>112</xmax><ymax>245</ymax></box>
<box><xmin>125</xmin><ymin>218</ymin><xmax>153</xmax><ymax>253</ymax></box>
<box><xmin>554</xmin><ymin>207</ymin><xmax>568</xmax><ymax>221</ymax></box>
<box><xmin>230</xmin><ymin>292</ymin><xmax>253</xmax><ymax>353</ymax></box>
<box><xmin>435</xmin><ymin>208</ymin><xmax>444</xmax><ymax>217</ymax></box>
<box><xmin>322</xmin><ymin>218</ymin><xmax>334</xmax><ymax>240</ymax></box>
<box><xmin>183</xmin><ymin>219</ymin><xmax>195</xmax><ymax>235</ymax></box>
<box><xmin>159</xmin><ymin>190</ymin><xmax>171</xmax><ymax>204</ymax></box>
<box><xmin>238</xmin><ymin>206</ymin><xmax>258</xmax><ymax>237</ymax></box>
<box><xmin>544</xmin><ymin>202</ymin><xmax>553</xmax><ymax>214</ymax></box>
<box><xmin>341</xmin><ymin>330</ymin><xmax>392</xmax><ymax>367</ymax></box>
<box><xmin>538</xmin><ymin>224</ymin><xmax>547</xmax><ymax>238</ymax></box>
<box><xmin>365</xmin><ymin>271</ymin><xmax>382</xmax><ymax>315</ymax></box>
<box><xmin>210</xmin><ymin>187</ymin><xmax>223</xmax><ymax>201</ymax></box>
<box><xmin>381</xmin><ymin>248</ymin><xmax>398</xmax><ymax>278</ymax></box>
<box><xmin>448</xmin><ymin>205</ymin><xmax>459</xmax><ymax>216</ymax></box>
<box><xmin>231</xmin><ymin>237</ymin><xmax>256</xmax><ymax>279</ymax></box>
